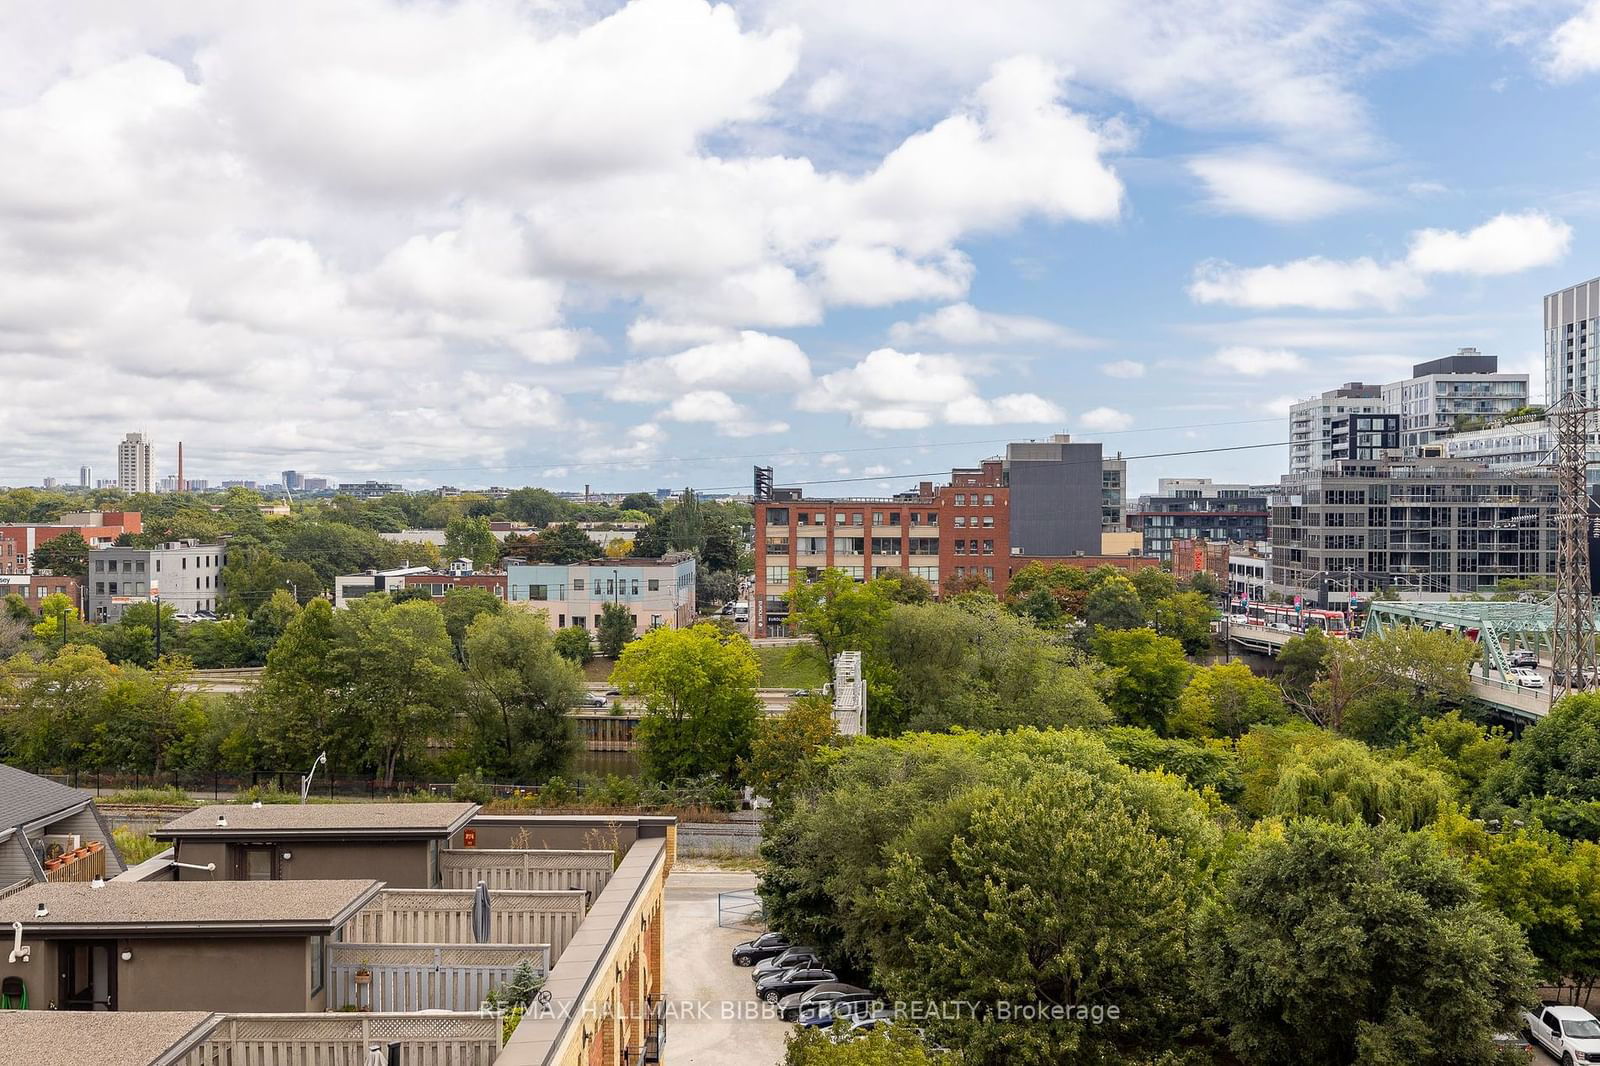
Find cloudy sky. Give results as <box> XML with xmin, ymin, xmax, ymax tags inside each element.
<box><xmin>4</xmin><ymin>0</ymin><xmax>1600</xmax><ymax>497</ymax></box>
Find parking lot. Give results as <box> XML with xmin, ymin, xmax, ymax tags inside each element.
<box><xmin>663</xmin><ymin>868</ymin><xmax>789</xmax><ymax>1066</ymax></box>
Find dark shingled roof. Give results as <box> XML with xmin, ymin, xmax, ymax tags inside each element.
<box><xmin>0</xmin><ymin>763</ymin><xmax>92</xmax><ymax>831</ymax></box>
<box><xmin>158</xmin><ymin>802</ymin><xmax>478</xmax><ymax>839</ymax></box>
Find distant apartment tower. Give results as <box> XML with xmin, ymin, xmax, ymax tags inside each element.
<box><xmin>1329</xmin><ymin>412</ymin><xmax>1400</xmax><ymax>461</ymax></box>
<box><xmin>79</xmin><ymin>465</ymin><xmax>91</xmax><ymax>489</ymax></box>
<box><xmin>116</xmin><ymin>432</ymin><xmax>154</xmax><ymax>494</ymax></box>
<box><xmin>1546</xmin><ymin>276</ymin><xmax>1600</xmax><ymax>405</ymax></box>
<box><xmin>1288</xmin><ymin>384</ymin><xmax>1385</xmax><ymax>475</ymax></box>
<box><xmin>282</xmin><ymin>470</ymin><xmax>304</xmax><ymax>492</ymax></box>
<box><xmin>1380</xmin><ymin>350</ymin><xmax>1529</xmax><ymax>454</ymax></box>
<box><xmin>1127</xmin><ymin>479</ymin><xmax>1270</xmax><ymax>563</ymax></box>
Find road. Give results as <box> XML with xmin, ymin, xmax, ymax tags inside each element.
<box><xmin>663</xmin><ymin>869</ymin><xmax>788</xmax><ymax>1066</ymax></box>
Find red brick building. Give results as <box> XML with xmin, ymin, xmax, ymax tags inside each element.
<box><xmin>397</xmin><ymin>572</ymin><xmax>508</xmax><ymax>601</ymax></box>
<box><xmin>754</xmin><ymin>460</ymin><xmax>1144</xmax><ymax>635</ymax></box>
<box><xmin>1171</xmin><ymin>538</ymin><xmax>1229</xmax><ymax>585</ymax></box>
<box><xmin>0</xmin><ymin>574</ymin><xmax>82</xmax><ymax>612</ymax></box>
<box><xmin>0</xmin><ymin>511</ymin><xmax>142</xmax><ymax>575</ymax></box>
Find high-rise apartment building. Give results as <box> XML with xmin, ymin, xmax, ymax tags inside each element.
<box><xmin>79</xmin><ymin>465</ymin><xmax>91</xmax><ymax>489</ymax></box>
<box><xmin>1126</xmin><ymin>479</ymin><xmax>1270</xmax><ymax>562</ymax></box>
<box><xmin>1269</xmin><ymin>459</ymin><xmax>1557</xmax><ymax>605</ymax></box>
<box><xmin>1288</xmin><ymin>383</ymin><xmax>1386</xmax><ymax>475</ymax></box>
<box><xmin>116</xmin><ymin>432</ymin><xmax>154</xmax><ymax>494</ymax></box>
<box><xmin>1546</xmin><ymin>276</ymin><xmax>1600</xmax><ymax>405</ymax></box>
<box><xmin>1380</xmin><ymin>350</ymin><xmax>1529</xmax><ymax>454</ymax></box>
<box><xmin>1100</xmin><ymin>454</ymin><xmax>1127</xmax><ymax>531</ymax></box>
<box><xmin>282</xmin><ymin>470</ymin><xmax>304</xmax><ymax>492</ymax></box>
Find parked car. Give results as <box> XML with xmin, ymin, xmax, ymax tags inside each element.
<box><xmin>1524</xmin><ymin>1003</ymin><xmax>1600</xmax><ymax>1063</ymax></box>
<box><xmin>1509</xmin><ymin>649</ymin><xmax>1539</xmax><ymax>668</ymax></box>
<box><xmin>753</xmin><ymin>947</ymin><xmax>824</xmax><ymax>982</ymax></box>
<box><xmin>790</xmin><ymin>688</ymin><xmax>814</xmax><ymax>698</ymax></box>
<box><xmin>731</xmin><ymin>931</ymin><xmax>790</xmax><ymax>967</ymax></box>
<box><xmin>756</xmin><ymin>967</ymin><xmax>839</xmax><ymax>1002</ymax></box>
<box><xmin>797</xmin><ymin>996</ymin><xmax>880</xmax><ymax>1029</ymax></box>
<box><xmin>1492</xmin><ymin>1032</ymin><xmax>1534</xmax><ymax>1060</ymax></box>
<box><xmin>829</xmin><ymin>1011</ymin><xmax>900</xmax><ymax>1042</ymax></box>
<box><xmin>604</xmin><ymin>688</ymin><xmax>621</xmax><ymax>697</ymax></box>
<box><xmin>1269</xmin><ymin>621</ymin><xmax>1293</xmax><ymax>633</ymax></box>
<box><xmin>776</xmin><ymin>983</ymin><xmax>870</xmax><ymax>1022</ymax></box>
<box><xmin>1508</xmin><ymin>667</ymin><xmax>1545</xmax><ymax>689</ymax></box>
<box><xmin>580</xmin><ymin>693</ymin><xmax>609</xmax><ymax>708</ymax></box>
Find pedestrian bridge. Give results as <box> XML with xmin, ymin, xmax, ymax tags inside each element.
<box><xmin>1221</xmin><ymin>614</ymin><xmax>1551</xmax><ymax>724</ymax></box>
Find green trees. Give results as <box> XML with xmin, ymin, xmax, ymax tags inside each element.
<box><xmin>761</xmin><ymin>728</ymin><xmax>1224</xmax><ymax>1064</ymax></box>
<box><xmin>1195</xmin><ymin>820</ymin><xmax>1533</xmax><ymax>1066</ymax></box>
<box><xmin>1091</xmin><ymin>628</ymin><xmax>1191</xmax><ymax>733</ymax></box>
<box><xmin>441</xmin><ymin>586</ymin><xmax>504</xmax><ymax>658</ymax></box>
<box><xmin>1081</xmin><ymin>573</ymin><xmax>1144</xmax><ymax>630</ymax></box>
<box><xmin>785</xmin><ymin>1027</ymin><xmax>948</xmax><ymax>1065</ymax></box>
<box><xmin>256</xmin><ymin>598</ymin><xmax>344</xmax><ymax>770</ymax></box>
<box><xmin>218</xmin><ymin>544</ymin><xmax>319</xmax><ymax>615</ymax></box>
<box><xmin>461</xmin><ymin>610</ymin><xmax>581</xmax><ymax>781</ymax></box>
<box><xmin>530</xmin><ymin>523</ymin><xmax>597</xmax><ymax>564</ymax></box>
<box><xmin>611</xmin><ymin>624</ymin><xmax>761</xmax><ymax>782</ymax></box>
<box><xmin>879</xmin><ymin>767</ymin><xmax>1218</xmax><ymax>1064</ymax></box>
<box><xmin>444</xmin><ymin>515</ymin><xmax>500</xmax><ymax>569</ymax></box>
<box><xmin>334</xmin><ymin>598</ymin><xmax>461</xmax><ymax>786</ymax></box>
<box><xmin>30</xmin><ymin>530</ymin><xmax>88</xmax><ymax>576</ymax></box>
<box><xmin>1237</xmin><ymin>727</ymin><xmax>1454</xmax><ymax>829</ymax></box>
<box><xmin>1485</xmin><ymin>692</ymin><xmax>1600</xmax><ymax>837</ymax></box>
<box><xmin>553</xmin><ymin>625</ymin><xmax>594</xmax><ymax>664</ymax></box>
<box><xmin>742</xmin><ymin>696</ymin><xmax>842</xmax><ymax>802</ymax></box>
<box><xmin>1171</xmin><ymin>661</ymin><xmax>1285</xmax><ymax>739</ymax></box>
<box><xmin>884</xmin><ymin>600</ymin><xmax>1107</xmax><ymax>733</ymax></box>
<box><xmin>1297</xmin><ymin>626</ymin><xmax>1475</xmax><ymax>739</ymax></box>
<box><xmin>597</xmin><ymin>601</ymin><xmax>635</xmax><ymax>659</ymax></box>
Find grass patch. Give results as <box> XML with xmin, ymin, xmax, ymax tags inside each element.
<box><xmin>100</xmin><ymin>786</ymin><xmax>199</xmax><ymax>807</ymax></box>
<box><xmin>583</xmin><ymin>658</ymin><xmax>614</xmax><ymax>682</ymax></box>
<box><xmin>753</xmin><ymin>644</ymin><xmax>827</xmax><ymax>689</ymax></box>
<box><xmin>112</xmin><ymin>827</ymin><xmax>169</xmax><ymax>864</ymax></box>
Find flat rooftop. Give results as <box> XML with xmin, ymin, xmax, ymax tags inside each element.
<box><xmin>159</xmin><ymin>801</ymin><xmax>478</xmax><ymax>839</ymax></box>
<box><xmin>0</xmin><ymin>879</ymin><xmax>381</xmax><ymax>933</ymax></box>
<box><xmin>2</xmin><ymin>1012</ymin><xmax>218</xmax><ymax>1066</ymax></box>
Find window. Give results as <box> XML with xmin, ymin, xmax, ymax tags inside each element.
<box><xmin>648</xmin><ymin>579</ymin><xmax>660</xmax><ymax>591</ymax></box>
<box><xmin>605</xmin><ymin>579</ymin><xmax>615</xmax><ymax>595</ymax></box>
<box><xmin>310</xmin><ymin>935</ymin><xmax>325</xmax><ymax>995</ymax></box>
<box><xmin>955</xmin><ymin>493</ymin><xmax>967</xmax><ymax>506</ymax></box>
<box><xmin>573</xmin><ymin>579</ymin><xmax>584</xmax><ymax>591</ymax></box>
<box><xmin>766</xmin><ymin>565</ymin><xmax>790</xmax><ymax>584</ymax></box>
<box><xmin>94</xmin><ymin>559</ymin><xmax>104</xmax><ymax>573</ymax></box>
<box><xmin>982</xmin><ymin>516</ymin><xmax>994</xmax><ymax>528</ymax></box>
<box><xmin>95</xmin><ymin>582</ymin><xmax>104</xmax><ymax>594</ymax></box>
<box><xmin>766</xmin><ymin>508</ymin><xmax>790</xmax><ymax>526</ymax></box>
<box><xmin>108</xmin><ymin>582</ymin><xmax>118</xmax><ymax>595</ymax></box>
<box><xmin>122</xmin><ymin>561</ymin><xmax>132</xmax><ymax>573</ymax></box>
<box><xmin>982</xmin><ymin>540</ymin><xmax>994</xmax><ymax>555</ymax></box>
<box><xmin>529</xmin><ymin>584</ymin><xmax>549</xmax><ymax>600</ymax></box>
<box><xmin>135</xmin><ymin>561</ymin><xmax>145</xmax><ymax>573</ymax></box>
<box><xmin>889</xmin><ymin>512</ymin><xmax>901</xmax><ymax>525</ymax></box>
<box><xmin>925</xmin><ymin>513</ymin><xmax>939</xmax><ymax>526</ymax></box>
<box><xmin>631</xmin><ymin>580</ymin><xmax>640</xmax><ymax>596</ymax></box>
<box><xmin>953</xmin><ymin>541</ymin><xmax>965</xmax><ymax>555</ymax></box>
<box><xmin>182</xmin><ymin>558</ymin><xmax>187</xmax><ymax>569</ymax></box>
<box><xmin>852</xmin><ymin>513</ymin><xmax>863</xmax><ymax>526</ymax></box>
<box><xmin>873</xmin><ymin>512</ymin><xmax>884</xmax><ymax>524</ymax></box>
<box><xmin>954</xmin><ymin>516</ymin><xmax>966</xmax><ymax>527</ymax></box>
<box><xmin>982</xmin><ymin>494</ymin><xmax>994</xmax><ymax>506</ymax></box>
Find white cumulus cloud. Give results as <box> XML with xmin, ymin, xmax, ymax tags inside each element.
<box><xmin>1188</xmin><ymin>211</ymin><xmax>1571</xmax><ymax>311</ymax></box>
<box><xmin>888</xmin><ymin>302</ymin><xmax>1094</xmax><ymax>347</ymax></box>
<box><xmin>1100</xmin><ymin>359</ymin><xmax>1146</xmax><ymax>378</ymax></box>
<box><xmin>798</xmin><ymin>348</ymin><xmax>1063</xmax><ymax>429</ymax></box>
<box><xmin>1547</xmin><ymin>1</ymin><xmax>1600</xmax><ymax>80</ymax></box>
<box><xmin>1209</xmin><ymin>346</ymin><xmax>1308</xmax><ymax>376</ymax></box>
<box><xmin>1187</xmin><ymin>148</ymin><xmax>1373</xmax><ymax>222</ymax></box>
<box><xmin>1079</xmin><ymin>406</ymin><xmax>1132</xmax><ymax>431</ymax></box>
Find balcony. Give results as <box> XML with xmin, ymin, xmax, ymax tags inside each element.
<box><xmin>43</xmin><ymin>840</ymin><xmax>108</xmax><ymax>883</ymax></box>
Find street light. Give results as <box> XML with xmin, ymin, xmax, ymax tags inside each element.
<box><xmin>284</xmin><ymin>579</ymin><xmax>299</xmax><ymax>604</ymax></box>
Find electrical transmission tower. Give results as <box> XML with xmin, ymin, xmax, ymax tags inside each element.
<box><xmin>1549</xmin><ymin>391</ymin><xmax>1597</xmax><ymax>702</ymax></box>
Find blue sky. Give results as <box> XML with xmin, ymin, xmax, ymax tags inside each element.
<box><xmin>3</xmin><ymin>0</ymin><xmax>1600</xmax><ymax>498</ymax></box>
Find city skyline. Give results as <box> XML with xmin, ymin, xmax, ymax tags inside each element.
<box><xmin>5</xmin><ymin>2</ymin><xmax>1600</xmax><ymax>498</ymax></box>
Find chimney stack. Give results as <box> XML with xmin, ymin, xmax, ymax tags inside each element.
<box><xmin>177</xmin><ymin>442</ymin><xmax>185</xmax><ymax>493</ymax></box>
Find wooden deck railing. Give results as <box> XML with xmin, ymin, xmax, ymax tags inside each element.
<box><xmin>178</xmin><ymin>1012</ymin><xmax>503</xmax><ymax>1065</ymax></box>
<box><xmin>329</xmin><ymin>942</ymin><xmax>549</xmax><ymax>1013</ymax></box>
<box><xmin>344</xmin><ymin>888</ymin><xmax>586</xmax><ymax>961</ymax></box>
<box><xmin>440</xmin><ymin>849</ymin><xmax>614</xmax><ymax>897</ymax></box>
<box><xmin>45</xmin><ymin>844</ymin><xmax>107</xmax><ymax>883</ymax></box>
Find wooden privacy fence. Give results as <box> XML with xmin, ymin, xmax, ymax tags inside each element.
<box><xmin>329</xmin><ymin>942</ymin><xmax>549</xmax><ymax>1013</ymax></box>
<box><xmin>345</xmin><ymin>888</ymin><xmax>586</xmax><ymax>960</ymax></box>
<box><xmin>440</xmin><ymin>848</ymin><xmax>614</xmax><ymax>897</ymax></box>
<box><xmin>178</xmin><ymin>1012</ymin><xmax>503</xmax><ymax>1066</ymax></box>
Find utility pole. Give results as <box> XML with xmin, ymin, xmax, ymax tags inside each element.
<box><xmin>1549</xmin><ymin>392</ymin><xmax>1597</xmax><ymax>703</ymax></box>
